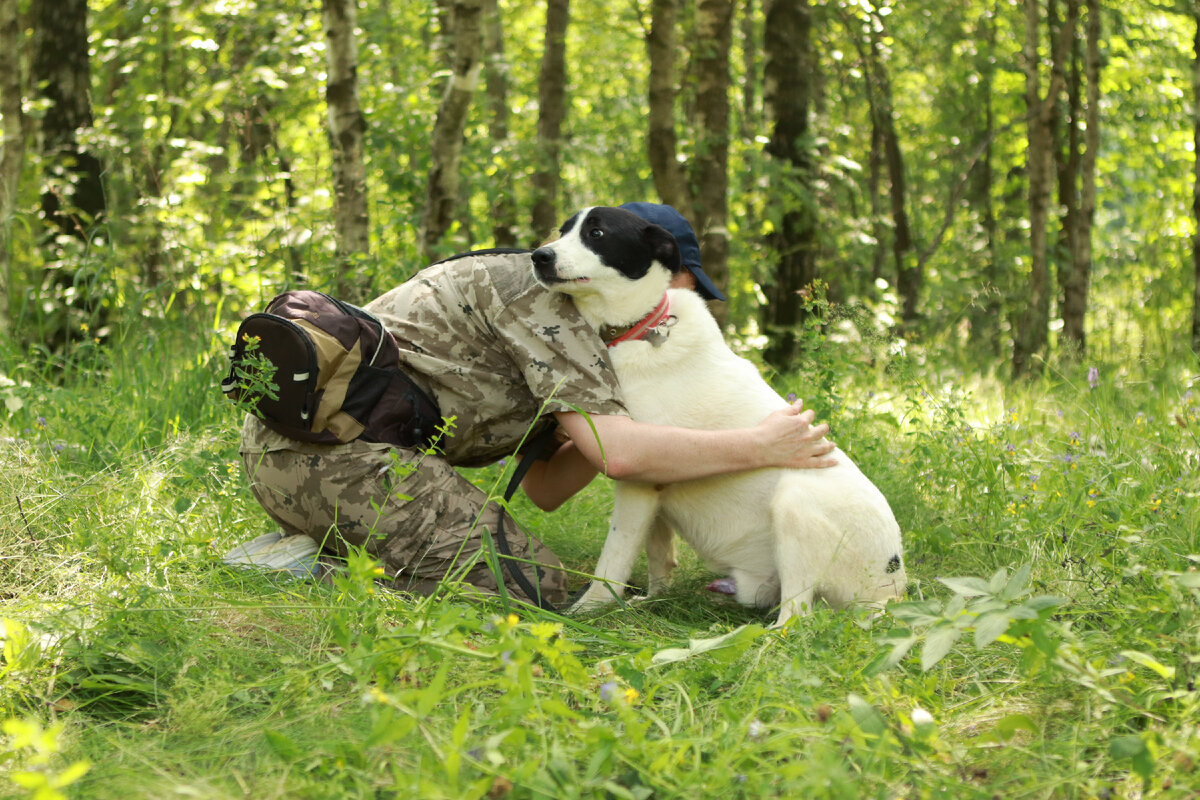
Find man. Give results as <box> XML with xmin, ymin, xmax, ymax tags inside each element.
<box><xmin>233</xmin><ymin>204</ymin><xmax>834</xmax><ymax>605</ymax></box>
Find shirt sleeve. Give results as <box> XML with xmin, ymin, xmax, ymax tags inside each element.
<box><xmin>494</xmin><ymin>284</ymin><xmax>629</xmax><ymax>419</ymax></box>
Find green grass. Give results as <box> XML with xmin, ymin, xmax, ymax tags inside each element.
<box><xmin>1</xmin><ymin>331</ymin><xmax>1199</xmax><ymax>799</ymax></box>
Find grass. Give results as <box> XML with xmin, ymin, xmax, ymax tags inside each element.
<box><xmin>1</xmin><ymin>325</ymin><xmax>1199</xmax><ymax>799</ymax></box>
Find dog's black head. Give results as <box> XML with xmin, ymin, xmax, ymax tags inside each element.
<box><xmin>531</xmin><ymin>206</ymin><xmax>682</xmax><ymax>289</ymax></box>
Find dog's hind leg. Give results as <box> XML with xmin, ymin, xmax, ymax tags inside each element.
<box><xmin>570</xmin><ymin>485</ymin><xmax>660</xmax><ymax>613</ymax></box>
<box><xmin>645</xmin><ymin>515</ymin><xmax>676</xmax><ymax>596</ymax></box>
<box><xmin>771</xmin><ymin>515</ymin><xmax>840</xmax><ymax>629</ymax></box>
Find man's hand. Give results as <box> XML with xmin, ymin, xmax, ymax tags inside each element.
<box><xmin>755</xmin><ymin>399</ymin><xmax>837</xmax><ymax>469</ymax></box>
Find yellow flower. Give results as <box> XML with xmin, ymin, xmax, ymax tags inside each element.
<box><xmin>623</xmin><ymin>687</ymin><xmax>640</xmax><ymax>704</ymax></box>
<box><xmin>507</xmin><ymin>613</ymin><xmax>519</xmax><ymax>627</ymax></box>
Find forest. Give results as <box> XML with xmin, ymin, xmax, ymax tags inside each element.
<box><xmin>2</xmin><ymin>0</ymin><xmax>1199</xmax><ymax>798</ymax></box>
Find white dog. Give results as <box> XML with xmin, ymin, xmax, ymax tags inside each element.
<box><xmin>532</xmin><ymin>206</ymin><xmax>906</xmax><ymax>626</ymax></box>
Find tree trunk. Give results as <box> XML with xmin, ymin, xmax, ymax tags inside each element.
<box><xmin>323</xmin><ymin>0</ymin><xmax>371</xmax><ymax>297</ymax></box>
<box><xmin>1194</xmin><ymin>4</ymin><xmax>1200</xmax><ymax>352</ymax></box>
<box><xmin>1194</xmin><ymin>2</ymin><xmax>1200</xmax><ymax>353</ymax></box>
<box><xmin>482</xmin><ymin>0</ymin><xmax>518</xmax><ymax>248</ymax></box>
<box><xmin>690</xmin><ymin>0</ymin><xmax>734</xmax><ymax>314</ymax></box>
<box><xmin>421</xmin><ymin>0</ymin><xmax>482</xmax><ymax>258</ymax></box>
<box><xmin>968</xmin><ymin>3</ymin><xmax>1002</xmax><ymax>356</ymax></box>
<box><xmin>1014</xmin><ymin>0</ymin><xmax>1073</xmax><ymax>378</ymax></box>
<box><xmin>32</xmin><ymin>0</ymin><xmax>106</xmax><ymax>348</ymax></box>
<box><xmin>1051</xmin><ymin>0</ymin><xmax>1083</xmax><ymax>354</ymax></box>
<box><xmin>761</xmin><ymin>0</ymin><xmax>816</xmax><ymax>371</ymax></box>
<box><xmin>0</xmin><ymin>0</ymin><xmax>25</xmax><ymax>334</ymax></box>
<box><xmin>646</xmin><ymin>0</ymin><xmax>690</xmax><ymax>211</ymax></box>
<box><xmin>739</xmin><ymin>0</ymin><xmax>758</xmax><ymax>139</ymax></box>
<box><xmin>867</xmin><ymin>13</ymin><xmax>915</xmax><ymax>324</ymax></box>
<box><xmin>1062</xmin><ymin>0</ymin><xmax>1098</xmax><ymax>354</ymax></box>
<box><xmin>530</xmin><ymin>0</ymin><xmax>570</xmax><ymax>241</ymax></box>
<box><xmin>33</xmin><ymin>0</ymin><xmax>105</xmax><ymax>245</ymax></box>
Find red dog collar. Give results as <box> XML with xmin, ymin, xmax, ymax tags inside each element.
<box><xmin>605</xmin><ymin>293</ymin><xmax>672</xmax><ymax>348</ymax></box>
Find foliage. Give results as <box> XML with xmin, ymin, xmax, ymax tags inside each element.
<box><xmin>2</xmin><ymin>314</ymin><xmax>1200</xmax><ymax>797</ymax></box>
<box><xmin>3</xmin><ymin>0</ymin><xmax>1200</xmax><ymax>797</ymax></box>
<box><xmin>3</xmin><ymin>0</ymin><xmax>1198</xmax><ymax>370</ymax></box>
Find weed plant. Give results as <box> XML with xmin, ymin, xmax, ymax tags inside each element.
<box><xmin>1</xmin><ymin>320</ymin><xmax>1198</xmax><ymax>799</ymax></box>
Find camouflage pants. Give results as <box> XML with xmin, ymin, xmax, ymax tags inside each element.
<box><xmin>240</xmin><ymin>440</ymin><xmax>568</xmax><ymax>606</ymax></box>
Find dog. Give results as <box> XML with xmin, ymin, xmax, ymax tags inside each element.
<box><xmin>531</xmin><ymin>206</ymin><xmax>906</xmax><ymax>626</ymax></box>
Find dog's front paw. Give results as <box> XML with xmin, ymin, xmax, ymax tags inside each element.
<box><xmin>566</xmin><ymin>583</ymin><xmax>622</xmax><ymax>614</ymax></box>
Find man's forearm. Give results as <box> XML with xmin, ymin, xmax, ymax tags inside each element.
<box><xmin>554</xmin><ymin>406</ymin><xmax>834</xmax><ymax>485</ymax></box>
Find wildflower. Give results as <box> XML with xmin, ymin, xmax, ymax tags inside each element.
<box><xmin>786</xmin><ymin>392</ymin><xmax>797</xmax><ymax>404</ymax></box>
<box><xmin>1087</xmin><ymin>366</ymin><xmax>1099</xmax><ymax>389</ymax></box>
<box><xmin>599</xmin><ymin>681</ymin><xmax>618</xmax><ymax>702</ymax></box>
<box><xmin>747</xmin><ymin>719</ymin><xmax>766</xmax><ymax>741</ymax></box>
<box><xmin>1069</xmin><ymin>431</ymin><xmax>1081</xmax><ymax>444</ymax></box>
<box><xmin>623</xmin><ymin>687</ymin><xmax>640</xmax><ymax>704</ymax></box>
<box><xmin>506</xmin><ymin>613</ymin><xmax>519</xmax><ymax>627</ymax></box>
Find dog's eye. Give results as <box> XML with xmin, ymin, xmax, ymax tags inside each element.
<box><xmin>588</xmin><ymin>228</ymin><xmax>604</xmax><ymax>239</ymax></box>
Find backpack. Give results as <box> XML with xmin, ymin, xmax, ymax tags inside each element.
<box><xmin>221</xmin><ymin>290</ymin><xmax>442</xmax><ymax>449</ymax></box>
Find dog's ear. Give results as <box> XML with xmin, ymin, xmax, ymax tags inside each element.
<box><xmin>642</xmin><ymin>223</ymin><xmax>682</xmax><ymax>273</ymax></box>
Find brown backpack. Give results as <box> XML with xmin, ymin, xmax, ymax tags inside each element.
<box><xmin>221</xmin><ymin>290</ymin><xmax>442</xmax><ymax>449</ymax></box>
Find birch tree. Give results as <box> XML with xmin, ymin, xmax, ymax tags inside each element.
<box><xmin>0</xmin><ymin>0</ymin><xmax>24</xmax><ymax>334</ymax></box>
<box><xmin>1194</xmin><ymin>0</ymin><xmax>1200</xmax><ymax>353</ymax></box>
<box><xmin>530</xmin><ymin>0</ymin><xmax>570</xmax><ymax>240</ymax></box>
<box><xmin>690</xmin><ymin>0</ymin><xmax>734</xmax><ymax>302</ymax></box>
<box><xmin>646</xmin><ymin>0</ymin><xmax>690</xmax><ymax>211</ymax></box>
<box><xmin>1013</xmin><ymin>0</ymin><xmax>1074</xmax><ymax>377</ymax></box>
<box><xmin>1060</xmin><ymin>0</ymin><xmax>1100</xmax><ymax>354</ymax></box>
<box><xmin>323</xmin><ymin>0</ymin><xmax>370</xmax><ymax>297</ymax></box>
<box><xmin>422</xmin><ymin>0</ymin><xmax>483</xmax><ymax>258</ymax></box>
<box><xmin>483</xmin><ymin>0</ymin><xmax>518</xmax><ymax>247</ymax></box>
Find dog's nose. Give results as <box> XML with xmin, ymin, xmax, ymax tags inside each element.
<box><xmin>531</xmin><ymin>246</ymin><xmax>557</xmax><ymax>278</ymax></box>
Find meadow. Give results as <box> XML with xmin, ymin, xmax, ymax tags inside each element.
<box><xmin>1</xmin><ymin>320</ymin><xmax>1198</xmax><ymax>799</ymax></box>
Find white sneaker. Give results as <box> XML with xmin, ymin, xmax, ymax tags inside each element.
<box><xmin>222</xmin><ymin>532</ymin><xmax>322</xmax><ymax>579</ymax></box>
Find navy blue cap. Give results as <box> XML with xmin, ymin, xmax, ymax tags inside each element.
<box><xmin>619</xmin><ymin>202</ymin><xmax>726</xmax><ymax>301</ymax></box>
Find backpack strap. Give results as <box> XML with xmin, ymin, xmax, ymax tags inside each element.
<box><xmin>493</xmin><ymin>424</ymin><xmax>561</xmax><ymax>610</ymax></box>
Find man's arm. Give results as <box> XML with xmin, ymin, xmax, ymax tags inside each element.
<box><xmin>553</xmin><ymin>399</ymin><xmax>836</xmax><ymax>485</ymax></box>
<box><xmin>519</xmin><ymin>439</ymin><xmax>599</xmax><ymax>511</ymax></box>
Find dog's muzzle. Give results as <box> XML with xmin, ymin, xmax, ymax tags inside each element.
<box><xmin>531</xmin><ymin>246</ymin><xmax>559</xmax><ymax>282</ymax></box>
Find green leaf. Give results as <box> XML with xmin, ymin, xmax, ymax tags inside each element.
<box><xmin>1024</xmin><ymin>595</ymin><xmax>1067</xmax><ymax>611</ymax></box>
<box><xmin>263</xmin><ymin>729</ymin><xmax>300</xmax><ymax>761</ymax></box>
<box><xmin>847</xmin><ymin>693</ymin><xmax>887</xmax><ymax>736</ymax></box>
<box><xmin>1109</xmin><ymin>735</ymin><xmax>1145</xmax><ymax>759</ymax></box>
<box><xmin>973</xmin><ymin>611</ymin><xmax>1011</xmax><ymax>648</ymax></box>
<box><xmin>1176</xmin><ymin>572</ymin><xmax>1200</xmax><ymax>589</ymax></box>
<box><xmin>921</xmin><ymin>624</ymin><xmax>962</xmax><ymax>670</ymax></box>
<box><xmin>865</xmin><ymin>631</ymin><xmax>916</xmax><ymax>676</ymax></box>
<box><xmin>416</xmin><ymin>661</ymin><xmax>451</xmax><ymax>717</ymax></box>
<box><xmin>648</xmin><ymin>624</ymin><xmax>765</xmax><ymax>667</ymax></box>
<box><xmin>1120</xmin><ymin>650</ymin><xmax>1176</xmax><ymax>681</ymax></box>
<box><xmin>937</xmin><ymin>576</ymin><xmax>991</xmax><ymax>597</ymax></box>
<box><xmin>992</xmin><ymin>714</ymin><xmax>1038</xmax><ymax>741</ymax></box>
<box><xmin>1000</xmin><ymin>563</ymin><xmax>1032</xmax><ymax>602</ymax></box>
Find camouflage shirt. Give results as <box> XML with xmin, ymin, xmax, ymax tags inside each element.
<box><xmin>240</xmin><ymin>250</ymin><xmax>628</xmax><ymax>467</ymax></box>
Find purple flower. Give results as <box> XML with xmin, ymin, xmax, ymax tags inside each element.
<box><xmin>786</xmin><ymin>392</ymin><xmax>797</xmax><ymax>404</ymax></box>
<box><xmin>1087</xmin><ymin>367</ymin><xmax>1099</xmax><ymax>389</ymax></box>
<box><xmin>599</xmin><ymin>681</ymin><xmax>618</xmax><ymax>702</ymax></box>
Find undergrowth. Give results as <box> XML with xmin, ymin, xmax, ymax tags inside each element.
<box><xmin>1</xmin><ymin>323</ymin><xmax>1198</xmax><ymax>799</ymax></box>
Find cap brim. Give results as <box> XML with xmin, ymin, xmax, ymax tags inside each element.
<box><xmin>688</xmin><ymin>265</ymin><xmax>726</xmax><ymax>301</ymax></box>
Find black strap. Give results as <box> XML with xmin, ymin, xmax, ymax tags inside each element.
<box><xmin>493</xmin><ymin>424</ymin><xmax>561</xmax><ymax>610</ymax></box>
